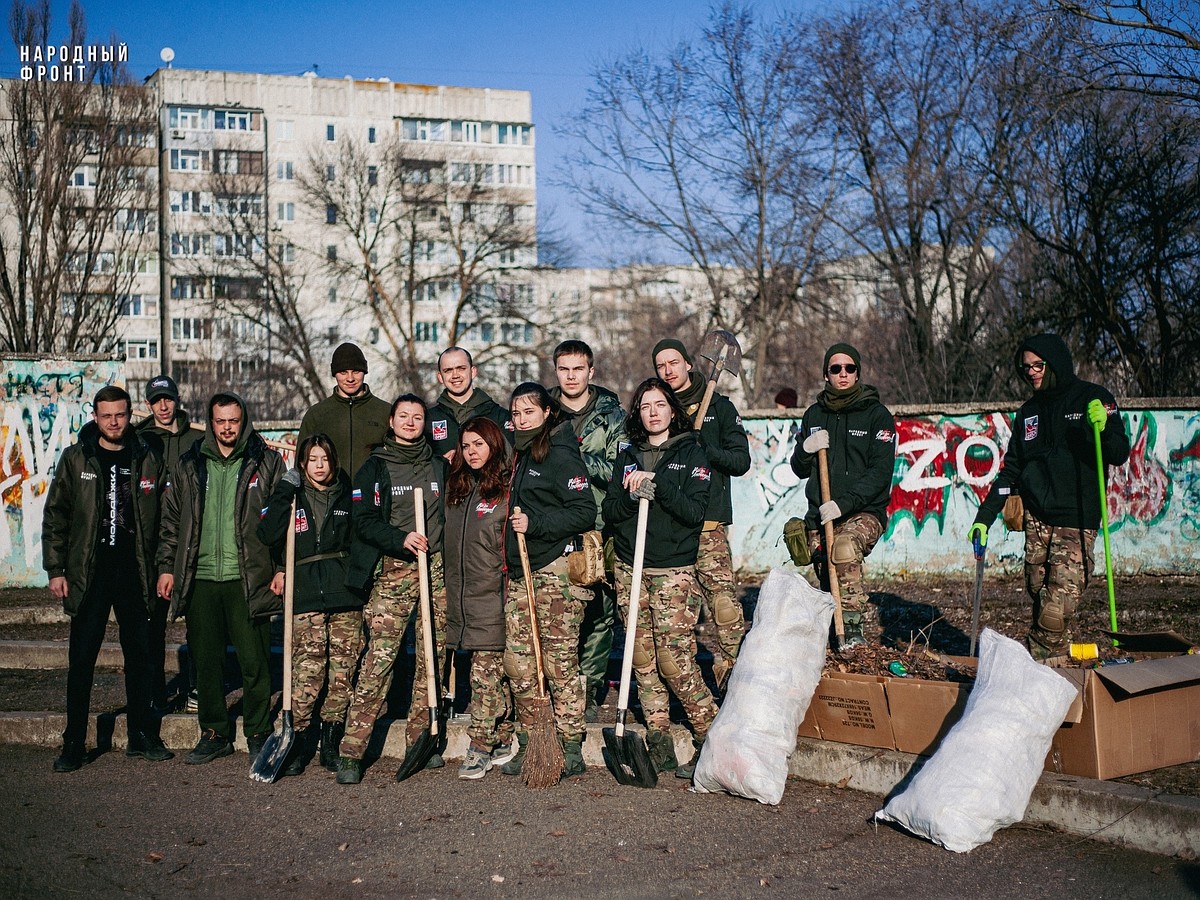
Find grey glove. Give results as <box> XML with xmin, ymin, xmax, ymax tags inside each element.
<box><xmin>632</xmin><ymin>479</ymin><xmax>657</xmax><ymax>501</ymax></box>
<box><xmin>282</xmin><ymin>468</ymin><xmax>303</xmax><ymax>488</ymax></box>
<box><xmin>803</xmin><ymin>429</ymin><xmax>830</xmax><ymax>453</ymax></box>
<box><xmin>819</xmin><ymin>500</ymin><xmax>841</xmax><ymax>524</ymax></box>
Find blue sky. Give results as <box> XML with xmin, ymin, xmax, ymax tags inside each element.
<box><xmin>7</xmin><ymin>0</ymin><xmax>828</xmax><ymax>263</ymax></box>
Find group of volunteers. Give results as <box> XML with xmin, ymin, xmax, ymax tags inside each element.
<box><xmin>42</xmin><ymin>330</ymin><xmax>1129</xmax><ymax>783</ymax></box>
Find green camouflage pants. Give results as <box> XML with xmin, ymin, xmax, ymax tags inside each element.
<box><xmin>290</xmin><ymin>609</ymin><xmax>364</xmax><ymax>732</ymax></box>
<box><xmin>504</xmin><ymin>558</ymin><xmax>587</xmax><ymax>741</ymax></box>
<box><xmin>1024</xmin><ymin>508</ymin><xmax>1095</xmax><ymax>655</ymax></box>
<box><xmin>577</xmin><ymin>578</ymin><xmax>616</xmax><ymax>695</ymax></box>
<box><xmin>695</xmin><ymin>525</ymin><xmax>744</xmax><ymax>679</ymax></box>
<box><xmin>340</xmin><ymin>554</ymin><xmax>446</xmax><ymax>759</ymax></box>
<box><xmin>614</xmin><ymin>560</ymin><xmax>717</xmax><ymax>741</ymax></box>
<box><xmin>806</xmin><ymin>513</ymin><xmax>884</xmax><ymax>613</ymax></box>
<box><xmin>467</xmin><ymin>649</ymin><xmax>515</xmax><ymax>751</ymax></box>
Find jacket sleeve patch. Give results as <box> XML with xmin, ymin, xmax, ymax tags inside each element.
<box><xmin>567</xmin><ymin>475</ymin><xmax>589</xmax><ymax>492</ymax></box>
<box><xmin>295</xmin><ymin>509</ymin><xmax>309</xmax><ymax>533</ymax></box>
<box><xmin>875</xmin><ymin>429</ymin><xmax>894</xmax><ymax>442</ymax></box>
<box><xmin>691</xmin><ymin>466</ymin><xmax>712</xmax><ymax>481</ymax></box>
<box><xmin>432</xmin><ymin>420</ymin><xmax>448</xmax><ymax>441</ymax></box>
<box><xmin>352</xmin><ymin>488</ymin><xmax>363</xmax><ymax>502</ymax></box>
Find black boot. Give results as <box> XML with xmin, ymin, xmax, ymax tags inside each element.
<box><xmin>283</xmin><ymin>726</ymin><xmax>315</xmax><ymax>777</ymax></box>
<box><xmin>53</xmin><ymin>740</ymin><xmax>86</xmax><ymax>773</ymax></box>
<box><xmin>675</xmin><ymin>738</ymin><xmax>704</xmax><ymax>780</ymax></box>
<box><xmin>320</xmin><ymin>720</ymin><xmax>344</xmax><ymax>773</ymax></box>
<box><xmin>646</xmin><ymin>728</ymin><xmax>679</xmax><ymax>773</ymax></box>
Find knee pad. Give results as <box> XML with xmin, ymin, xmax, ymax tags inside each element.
<box><xmin>632</xmin><ymin>640</ymin><xmax>654</xmax><ymax>671</ymax></box>
<box><xmin>713</xmin><ymin>593</ymin><xmax>742</xmax><ymax>628</ymax></box>
<box><xmin>1037</xmin><ymin>594</ymin><xmax>1065</xmax><ymax>633</ymax></box>
<box><xmin>830</xmin><ymin>533</ymin><xmax>860</xmax><ymax>567</ymax></box>
<box><xmin>502</xmin><ymin>648</ymin><xmax>521</xmax><ymax>680</ymax></box>
<box><xmin>658</xmin><ymin>653</ymin><xmax>681</xmax><ymax>680</ymax></box>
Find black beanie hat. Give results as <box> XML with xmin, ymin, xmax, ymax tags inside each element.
<box><xmin>331</xmin><ymin>342</ymin><xmax>368</xmax><ymax>375</ymax></box>
<box><xmin>823</xmin><ymin>342</ymin><xmax>862</xmax><ymax>374</ymax></box>
<box><xmin>651</xmin><ymin>338</ymin><xmax>693</xmax><ymax>368</ymax></box>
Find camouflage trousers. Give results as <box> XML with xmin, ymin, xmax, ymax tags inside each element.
<box><xmin>1024</xmin><ymin>509</ymin><xmax>1095</xmax><ymax>656</ymax></box>
<box><xmin>614</xmin><ymin>560</ymin><xmax>717</xmax><ymax>741</ymax></box>
<box><xmin>466</xmin><ymin>649</ymin><xmax>516</xmax><ymax>751</ymax></box>
<box><xmin>504</xmin><ymin>557</ymin><xmax>587</xmax><ymax>741</ymax></box>
<box><xmin>695</xmin><ymin>525</ymin><xmax>744</xmax><ymax>683</ymax></box>
<box><xmin>340</xmin><ymin>554</ymin><xmax>446</xmax><ymax>760</ymax></box>
<box><xmin>806</xmin><ymin>513</ymin><xmax>884</xmax><ymax>614</ymax></box>
<box><xmin>290</xmin><ymin>609</ymin><xmax>364</xmax><ymax>732</ymax></box>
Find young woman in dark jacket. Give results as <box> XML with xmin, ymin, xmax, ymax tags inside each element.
<box><xmin>444</xmin><ymin>417</ymin><xmax>517</xmax><ymax>779</ymax></box>
<box><xmin>503</xmin><ymin>383</ymin><xmax>596</xmax><ymax>778</ymax></box>
<box><xmin>258</xmin><ymin>433</ymin><xmax>361</xmax><ymax>775</ymax></box>
<box><xmin>335</xmin><ymin>395</ymin><xmax>449</xmax><ymax>784</ymax></box>
<box><xmin>602</xmin><ymin>377</ymin><xmax>716</xmax><ymax>779</ymax></box>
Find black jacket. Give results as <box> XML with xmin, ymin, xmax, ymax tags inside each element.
<box><xmin>505</xmin><ymin>424</ymin><xmax>596</xmax><ymax>573</ymax></box>
<box><xmin>347</xmin><ymin>443</ymin><xmax>448</xmax><ymax>590</ymax></box>
<box><xmin>790</xmin><ymin>386</ymin><xmax>896</xmax><ymax>531</ymax></box>
<box><xmin>42</xmin><ymin>422</ymin><xmax>165</xmax><ymax>613</ymax></box>
<box><xmin>425</xmin><ymin>387</ymin><xmax>513</xmax><ymax>458</ymax></box>
<box><xmin>257</xmin><ymin>472</ymin><xmax>361</xmax><ymax>614</ymax></box>
<box><xmin>688</xmin><ymin>384</ymin><xmax>750</xmax><ymax>524</ymax></box>
<box><xmin>974</xmin><ymin>334</ymin><xmax>1130</xmax><ymax>531</ymax></box>
<box><xmin>602</xmin><ymin>432</ymin><xmax>712</xmax><ymax>568</ymax></box>
<box><xmin>444</xmin><ymin>481</ymin><xmax>508</xmax><ymax>651</ymax></box>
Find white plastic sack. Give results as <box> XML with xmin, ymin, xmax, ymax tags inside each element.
<box><xmin>692</xmin><ymin>567</ymin><xmax>833</xmax><ymax>804</ymax></box>
<box><xmin>875</xmin><ymin>628</ymin><xmax>1077</xmax><ymax>852</ymax></box>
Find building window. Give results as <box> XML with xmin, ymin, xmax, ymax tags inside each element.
<box><xmin>169</xmin><ymin>148</ymin><xmax>209</xmax><ymax>172</ymax></box>
<box><xmin>171</xmin><ymin>277</ymin><xmax>208</xmax><ymax>299</ymax></box>
<box><xmin>401</xmin><ymin>118</ymin><xmax>446</xmax><ymax>142</ymax></box>
<box><xmin>214</xmin><ymin>194</ymin><xmax>263</xmax><ymax>218</ymax></box>
<box><xmin>169</xmin><ymin>107</ymin><xmax>210</xmax><ymax>130</ymax></box>
<box><xmin>214</xmin><ymin>150</ymin><xmax>264</xmax><ymax>176</ymax></box>
<box><xmin>213</xmin><ymin>233</ymin><xmax>261</xmax><ymax>258</ymax></box>
<box><xmin>214</xmin><ymin>109</ymin><xmax>254</xmax><ymax>131</ymax></box>
<box><xmin>368</xmin><ymin>207</ymin><xmax>378</xmax><ymax>224</ymax></box>
<box><xmin>326</xmin><ymin>123</ymin><xmax>336</xmax><ymax>142</ymax></box>
<box><xmin>169</xmin><ymin>190</ymin><xmax>211</xmax><ymax>215</ymax></box>
<box><xmin>276</xmin><ymin>160</ymin><xmax>294</xmax><ymax>181</ymax></box>
<box><xmin>115</xmin><ymin>209</ymin><xmax>156</xmax><ymax>233</ymax></box>
<box><xmin>172</xmin><ymin>317</ymin><xmax>211</xmax><ymax>342</ymax></box>
<box><xmin>124</xmin><ymin>339</ymin><xmax>159</xmax><ymax>360</ymax></box>
<box><xmin>119</xmin><ymin>294</ymin><xmax>158</xmax><ymax>317</ymax></box>
<box><xmin>452</xmin><ymin>120</ymin><xmax>482</xmax><ymax>143</ymax></box>
<box><xmin>496</xmin><ymin>124</ymin><xmax>531</xmax><ymax>146</ymax></box>
<box><xmin>327</xmin><ymin>245</ymin><xmax>337</xmax><ymax>261</ymax></box>
<box><xmin>70</xmin><ymin>165</ymin><xmax>97</xmax><ymax>187</ymax></box>
<box><xmin>277</xmin><ymin>201</ymin><xmax>294</xmax><ymax>222</ymax></box>
<box><xmin>368</xmin><ymin>126</ymin><xmax>377</xmax><ymax>143</ymax></box>
<box><xmin>415</xmin><ymin>321</ymin><xmax>438</xmax><ymax>343</ymax></box>
<box><xmin>282</xmin><ymin>242</ymin><xmax>296</xmax><ymax>263</ymax></box>
<box><xmin>170</xmin><ymin>233</ymin><xmax>209</xmax><ymax>258</ymax></box>
<box><xmin>480</xmin><ymin>322</ymin><xmax>495</xmax><ymax>342</ymax></box>
<box><xmin>508</xmin><ymin>363</ymin><xmax>532</xmax><ymax>383</ymax></box>
<box><xmin>326</xmin><ymin>204</ymin><xmax>338</xmax><ymax>225</ymax></box>
<box><xmin>367</xmin><ymin>165</ymin><xmax>378</xmax><ymax>186</ymax></box>
<box><xmin>277</xmin><ymin>119</ymin><xmax>294</xmax><ymax>141</ymax></box>
<box><xmin>326</xmin><ymin>164</ymin><xmax>336</xmax><ymax>182</ymax></box>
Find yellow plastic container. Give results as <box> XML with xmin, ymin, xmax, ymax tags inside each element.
<box><xmin>1069</xmin><ymin>642</ymin><xmax>1099</xmax><ymax>660</ymax></box>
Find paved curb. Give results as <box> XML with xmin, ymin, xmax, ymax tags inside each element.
<box><xmin>2</xmin><ymin>711</ymin><xmax>1194</xmax><ymax>857</ymax></box>
<box><xmin>0</xmin><ymin>605</ymin><xmax>72</xmax><ymax>626</ymax></box>
<box><xmin>0</xmin><ymin>640</ymin><xmax>184</xmax><ymax>671</ymax></box>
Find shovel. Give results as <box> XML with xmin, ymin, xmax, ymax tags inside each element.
<box><xmin>602</xmin><ymin>496</ymin><xmax>657</xmax><ymax>788</ymax></box>
<box><xmin>817</xmin><ymin>447</ymin><xmax>846</xmax><ymax>649</ymax></box>
<box><xmin>250</xmin><ymin>497</ymin><xmax>298</xmax><ymax>783</ymax></box>
<box><xmin>395</xmin><ymin>487</ymin><xmax>440</xmax><ymax>781</ymax></box>
<box><xmin>1093</xmin><ymin>417</ymin><xmax>1119</xmax><ymax>646</ymax></box>
<box><xmin>968</xmin><ymin>534</ymin><xmax>985</xmax><ymax>657</ymax></box>
<box><xmin>692</xmin><ymin>329</ymin><xmax>742</xmax><ymax>429</ymax></box>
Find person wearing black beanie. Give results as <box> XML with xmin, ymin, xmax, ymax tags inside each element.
<box><xmin>790</xmin><ymin>342</ymin><xmax>895</xmax><ymax>649</ymax></box>
<box><xmin>299</xmin><ymin>342</ymin><xmax>391</xmax><ymax>481</ymax></box>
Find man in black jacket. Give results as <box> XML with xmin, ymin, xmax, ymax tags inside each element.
<box><xmin>426</xmin><ymin>347</ymin><xmax>512</xmax><ymax>459</ymax></box>
<box><xmin>969</xmin><ymin>334</ymin><xmax>1130</xmax><ymax>659</ymax></box>
<box><xmin>42</xmin><ymin>386</ymin><xmax>172</xmax><ymax>771</ymax></box>
<box><xmin>790</xmin><ymin>343</ymin><xmax>896</xmax><ymax>649</ymax></box>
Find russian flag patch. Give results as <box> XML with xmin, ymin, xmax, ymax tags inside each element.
<box><xmin>352</xmin><ymin>488</ymin><xmax>363</xmax><ymax>502</ymax></box>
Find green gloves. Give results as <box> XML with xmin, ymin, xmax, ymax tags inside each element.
<box><xmin>967</xmin><ymin>522</ymin><xmax>988</xmax><ymax>548</ymax></box>
<box><xmin>1087</xmin><ymin>398</ymin><xmax>1107</xmax><ymax>431</ymax></box>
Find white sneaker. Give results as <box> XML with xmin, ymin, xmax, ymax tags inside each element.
<box><xmin>458</xmin><ymin>747</ymin><xmax>492</xmax><ymax>780</ymax></box>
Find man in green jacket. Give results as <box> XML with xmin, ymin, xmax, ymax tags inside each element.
<box><xmin>550</xmin><ymin>339</ymin><xmax>625</xmax><ymax>721</ymax></box>
<box><xmin>157</xmin><ymin>392</ymin><xmax>285</xmax><ymax>765</ymax></box>
<box><xmin>426</xmin><ymin>346</ymin><xmax>512</xmax><ymax>459</ymax></box>
<box><xmin>298</xmin><ymin>342</ymin><xmax>391</xmax><ymax>480</ymax></box>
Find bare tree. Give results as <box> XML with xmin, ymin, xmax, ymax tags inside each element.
<box><xmin>0</xmin><ymin>0</ymin><xmax>155</xmax><ymax>354</ymax></box>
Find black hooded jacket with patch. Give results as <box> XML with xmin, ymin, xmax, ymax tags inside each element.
<box><xmin>973</xmin><ymin>334</ymin><xmax>1130</xmax><ymax>531</ymax></box>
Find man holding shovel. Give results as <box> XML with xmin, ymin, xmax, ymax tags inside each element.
<box><xmin>968</xmin><ymin>334</ymin><xmax>1129</xmax><ymax>659</ymax></box>
<box><xmin>653</xmin><ymin>338</ymin><xmax>750</xmax><ymax>689</ymax></box>
<box><xmin>790</xmin><ymin>344</ymin><xmax>896</xmax><ymax>649</ymax></box>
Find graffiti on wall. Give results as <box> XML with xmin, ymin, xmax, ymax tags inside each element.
<box><xmin>732</xmin><ymin>408</ymin><xmax>1200</xmax><ymax>575</ymax></box>
<box><xmin>0</xmin><ymin>359</ymin><xmax>121</xmax><ymax>587</ymax></box>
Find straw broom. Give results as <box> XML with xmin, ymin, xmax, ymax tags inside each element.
<box><xmin>514</xmin><ymin>507</ymin><xmax>563</xmax><ymax>788</ymax></box>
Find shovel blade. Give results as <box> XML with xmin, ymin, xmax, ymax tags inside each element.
<box><xmin>698</xmin><ymin>329</ymin><xmax>742</xmax><ymax>378</ymax></box>
<box><xmin>601</xmin><ymin>726</ymin><xmax>658</xmax><ymax>788</ymax></box>
<box><xmin>394</xmin><ymin>729</ymin><xmax>436</xmax><ymax>782</ymax></box>
<box><xmin>249</xmin><ymin>712</ymin><xmax>294</xmax><ymax>784</ymax></box>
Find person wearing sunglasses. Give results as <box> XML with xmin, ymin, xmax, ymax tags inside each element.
<box><xmin>968</xmin><ymin>334</ymin><xmax>1129</xmax><ymax>660</ymax></box>
<box><xmin>789</xmin><ymin>343</ymin><xmax>896</xmax><ymax>648</ymax></box>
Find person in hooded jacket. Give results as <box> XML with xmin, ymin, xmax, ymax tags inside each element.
<box><xmin>258</xmin><ymin>433</ymin><xmax>363</xmax><ymax>775</ymax></box>
<box><xmin>335</xmin><ymin>395</ymin><xmax>449</xmax><ymax>784</ymax></box>
<box><xmin>790</xmin><ymin>343</ymin><xmax>896</xmax><ymax>648</ymax></box>
<box><xmin>969</xmin><ymin>334</ymin><xmax>1130</xmax><ymax>659</ymax></box>
<box><xmin>502</xmin><ymin>383</ymin><xmax>596</xmax><ymax>779</ymax></box>
<box><xmin>602</xmin><ymin>377</ymin><xmax>717</xmax><ymax>780</ymax></box>
<box><xmin>443</xmin><ymin>416</ymin><xmax>517</xmax><ymax>780</ymax></box>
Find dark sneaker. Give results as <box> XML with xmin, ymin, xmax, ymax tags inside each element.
<box><xmin>126</xmin><ymin>731</ymin><xmax>174</xmax><ymax>762</ymax></box>
<box><xmin>676</xmin><ymin>741</ymin><xmax>704</xmax><ymax>780</ymax></box>
<box><xmin>584</xmin><ymin>698</ymin><xmax>600</xmax><ymax>723</ymax></box>
<box><xmin>490</xmin><ymin>738</ymin><xmax>517</xmax><ymax>768</ymax></box>
<box><xmin>335</xmin><ymin>757</ymin><xmax>363</xmax><ymax>785</ymax></box>
<box><xmin>185</xmin><ymin>729</ymin><xmax>233</xmax><ymax>765</ymax></box>
<box><xmin>458</xmin><ymin>747</ymin><xmax>492</xmax><ymax>780</ymax></box>
<box><xmin>646</xmin><ymin>729</ymin><xmax>679</xmax><ymax>773</ymax></box>
<box><xmin>500</xmin><ymin>733</ymin><xmax>528</xmax><ymax>776</ymax></box>
<box><xmin>246</xmin><ymin>732</ymin><xmax>270</xmax><ymax>760</ymax></box>
<box><xmin>424</xmin><ymin>752</ymin><xmax>444</xmax><ymax>770</ymax></box>
<box><xmin>53</xmin><ymin>741</ymin><xmax>86</xmax><ymax>773</ymax></box>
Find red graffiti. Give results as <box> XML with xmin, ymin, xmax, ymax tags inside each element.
<box><xmin>1168</xmin><ymin>431</ymin><xmax>1200</xmax><ymax>464</ymax></box>
<box><xmin>1109</xmin><ymin>419</ymin><xmax>1169</xmax><ymax>525</ymax></box>
<box><xmin>890</xmin><ymin>416</ymin><xmax>1006</xmax><ymax>525</ymax></box>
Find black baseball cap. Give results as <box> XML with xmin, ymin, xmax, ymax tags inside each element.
<box><xmin>146</xmin><ymin>375</ymin><xmax>179</xmax><ymax>403</ymax></box>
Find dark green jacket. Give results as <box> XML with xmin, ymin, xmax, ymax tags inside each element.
<box><xmin>552</xmin><ymin>384</ymin><xmax>626</xmax><ymax>530</ymax></box>
<box><xmin>135</xmin><ymin>408</ymin><xmax>201</xmax><ymax>474</ymax></box>
<box><xmin>444</xmin><ymin>479</ymin><xmax>508</xmax><ymax>652</ymax></box>
<box><xmin>425</xmin><ymin>387</ymin><xmax>513</xmax><ymax>458</ymax></box>
<box><xmin>156</xmin><ymin>396</ymin><xmax>286</xmax><ymax>620</ymax></box>
<box><xmin>42</xmin><ymin>422</ymin><xmax>165</xmax><ymax>614</ymax></box>
<box><xmin>505</xmin><ymin>423</ymin><xmax>596</xmax><ymax>573</ymax></box>
<box><xmin>603</xmin><ymin>432</ymin><xmax>711</xmax><ymax>568</ymax></box>
<box><xmin>298</xmin><ymin>384</ymin><xmax>392</xmax><ymax>479</ymax></box>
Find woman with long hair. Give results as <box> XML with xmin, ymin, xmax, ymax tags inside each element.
<box><xmin>335</xmin><ymin>394</ymin><xmax>448</xmax><ymax>784</ymax></box>
<box><xmin>502</xmin><ymin>382</ymin><xmax>596</xmax><ymax>778</ymax></box>
<box><xmin>444</xmin><ymin>416</ymin><xmax>517</xmax><ymax>779</ymax></box>
<box><xmin>258</xmin><ymin>433</ymin><xmax>362</xmax><ymax>775</ymax></box>
<box><xmin>602</xmin><ymin>377</ymin><xmax>716</xmax><ymax>780</ymax></box>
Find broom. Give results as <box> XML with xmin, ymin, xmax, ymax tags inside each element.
<box><xmin>514</xmin><ymin>507</ymin><xmax>564</xmax><ymax>788</ymax></box>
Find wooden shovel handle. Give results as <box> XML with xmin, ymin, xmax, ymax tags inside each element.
<box><xmin>614</xmin><ymin>497</ymin><xmax>651</xmax><ymax>738</ymax></box>
<box><xmin>817</xmin><ymin>448</ymin><xmax>845</xmax><ymax>639</ymax></box>
<box><xmin>414</xmin><ymin>488</ymin><xmax>439</xmax><ymax>736</ymax></box>
<box><xmin>513</xmin><ymin>507</ymin><xmax>549</xmax><ymax>697</ymax></box>
<box><xmin>282</xmin><ymin>496</ymin><xmax>296</xmax><ymax>712</ymax></box>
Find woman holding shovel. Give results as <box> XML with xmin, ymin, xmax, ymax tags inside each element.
<box><xmin>335</xmin><ymin>395</ymin><xmax>449</xmax><ymax>785</ymax></box>
<box><xmin>444</xmin><ymin>416</ymin><xmax>517</xmax><ymax>780</ymax></box>
<box><xmin>504</xmin><ymin>383</ymin><xmax>596</xmax><ymax>781</ymax></box>
<box><xmin>602</xmin><ymin>378</ymin><xmax>717</xmax><ymax>779</ymax></box>
<box><xmin>258</xmin><ymin>434</ymin><xmax>362</xmax><ymax>776</ymax></box>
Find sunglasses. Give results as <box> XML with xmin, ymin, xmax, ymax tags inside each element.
<box><xmin>827</xmin><ymin>364</ymin><xmax>858</xmax><ymax>375</ymax></box>
<box><xmin>1021</xmin><ymin>361</ymin><xmax>1046</xmax><ymax>373</ymax></box>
